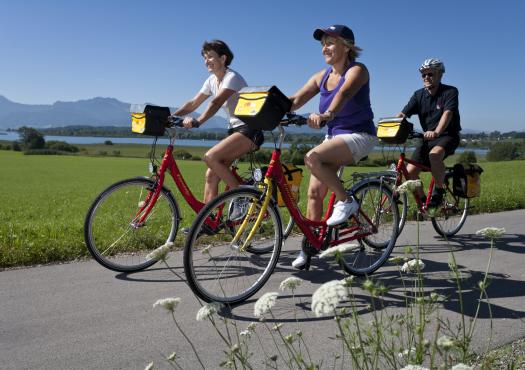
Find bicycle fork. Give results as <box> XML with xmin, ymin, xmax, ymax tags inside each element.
<box><xmin>231</xmin><ymin>178</ymin><xmax>274</xmax><ymax>251</ymax></box>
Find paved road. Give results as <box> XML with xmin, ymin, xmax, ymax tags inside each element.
<box><xmin>1</xmin><ymin>210</ymin><xmax>524</xmax><ymax>369</ymax></box>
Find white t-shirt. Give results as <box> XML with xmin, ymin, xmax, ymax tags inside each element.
<box><xmin>199</xmin><ymin>68</ymin><xmax>247</xmax><ymax>128</ymax></box>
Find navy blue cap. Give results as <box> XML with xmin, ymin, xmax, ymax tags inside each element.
<box><xmin>313</xmin><ymin>25</ymin><xmax>355</xmax><ymax>44</ymax></box>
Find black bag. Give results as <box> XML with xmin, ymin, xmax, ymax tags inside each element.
<box><xmin>131</xmin><ymin>105</ymin><xmax>171</xmax><ymax>136</ymax></box>
<box><xmin>452</xmin><ymin>163</ymin><xmax>484</xmax><ymax>198</ymax></box>
<box><xmin>234</xmin><ymin>86</ymin><xmax>292</xmax><ymax>131</ymax></box>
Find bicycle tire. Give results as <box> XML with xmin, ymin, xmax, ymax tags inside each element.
<box><xmin>430</xmin><ymin>184</ymin><xmax>469</xmax><ymax>237</ymax></box>
<box><xmin>282</xmin><ymin>210</ymin><xmax>295</xmax><ymax>239</ymax></box>
<box><xmin>84</xmin><ymin>177</ymin><xmax>180</xmax><ymax>272</ymax></box>
<box><xmin>338</xmin><ymin>180</ymin><xmax>399</xmax><ymax>276</ymax></box>
<box><xmin>184</xmin><ymin>187</ymin><xmax>282</xmax><ymax>304</ymax></box>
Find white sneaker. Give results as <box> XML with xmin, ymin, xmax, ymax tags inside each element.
<box><xmin>229</xmin><ymin>198</ymin><xmax>249</xmax><ymax>221</ymax></box>
<box><xmin>326</xmin><ymin>197</ymin><xmax>359</xmax><ymax>226</ymax></box>
<box><xmin>292</xmin><ymin>250</ymin><xmax>308</xmax><ymax>269</ymax></box>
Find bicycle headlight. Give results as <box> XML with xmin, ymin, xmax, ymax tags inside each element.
<box><xmin>253</xmin><ymin>168</ymin><xmax>263</xmax><ymax>182</ymax></box>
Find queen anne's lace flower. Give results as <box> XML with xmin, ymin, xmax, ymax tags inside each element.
<box><xmin>476</xmin><ymin>227</ymin><xmax>505</xmax><ymax>239</ymax></box>
<box><xmin>450</xmin><ymin>364</ymin><xmax>474</xmax><ymax>370</ymax></box>
<box><xmin>196</xmin><ymin>302</ymin><xmax>223</xmax><ymax>321</ymax></box>
<box><xmin>319</xmin><ymin>244</ymin><xmax>359</xmax><ymax>259</ymax></box>
<box><xmin>400</xmin><ymin>365</ymin><xmax>429</xmax><ymax>370</ymax></box>
<box><xmin>146</xmin><ymin>242</ymin><xmax>173</xmax><ymax>261</ymax></box>
<box><xmin>437</xmin><ymin>335</ymin><xmax>455</xmax><ymax>350</ymax></box>
<box><xmin>254</xmin><ymin>292</ymin><xmax>279</xmax><ymax>317</ymax></box>
<box><xmin>153</xmin><ymin>297</ymin><xmax>181</xmax><ymax>312</ymax></box>
<box><xmin>279</xmin><ymin>277</ymin><xmax>303</xmax><ymax>291</ymax></box>
<box><xmin>311</xmin><ymin>280</ymin><xmax>348</xmax><ymax>317</ymax></box>
<box><xmin>401</xmin><ymin>259</ymin><xmax>425</xmax><ymax>273</ymax></box>
<box><xmin>396</xmin><ymin>180</ymin><xmax>422</xmax><ymax>194</ymax></box>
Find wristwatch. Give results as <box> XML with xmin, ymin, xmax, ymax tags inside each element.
<box><xmin>324</xmin><ymin>110</ymin><xmax>335</xmax><ymax>121</ymax></box>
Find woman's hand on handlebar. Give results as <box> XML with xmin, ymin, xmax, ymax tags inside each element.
<box><xmin>307</xmin><ymin>112</ymin><xmax>327</xmax><ymax>129</ymax></box>
<box><xmin>182</xmin><ymin>116</ymin><xmax>200</xmax><ymax>129</ymax></box>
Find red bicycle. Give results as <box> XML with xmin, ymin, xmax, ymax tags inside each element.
<box><xmin>386</xmin><ymin>130</ymin><xmax>470</xmax><ymax>237</ymax></box>
<box><xmin>84</xmin><ymin>117</ymin><xmax>295</xmax><ymax>272</ymax></box>
<box><xmin>183</xmin><ymin>114</ymin><xmax>400</xmax><ymax>304</ymax></box>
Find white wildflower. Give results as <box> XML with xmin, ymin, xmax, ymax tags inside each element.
<box><xmin>400</xmin><ymin>365</ymin><xmax>428</xmax><ymax>370</ymax></box>
<box><xmin>146</xmin><ymin>242</ymin><xmax>173</xmax><ymax>261</ymax></box>
<box><xmin>279</xmin><ymin>277</ymin><xmax>303</xmax><ymax>291</ymax></box>
<box><xmin>196</xmin><ymin>302</ymin><xmax>223</xmax><ymax>321</ymax></box>
<box><xmin>341</xmin><ymin>276</ymin><xmax>354</xmax><ymax>286</ymax></box>
<box><xmin>397</xmin><ymin>347</ymin><xmax>416</xmax><ymax>358</ymax></box>
<box><xmin>396</xmin><ymin>180</ymin><xmax>422</xmax><ymax>194</ymax></box>
<box><xmin>476</xmin><ymin>227</ymin><xmax>505</xmax><ymax>239</ymax></box>
<box><xmin>311</xmin><ymin>280</ymin><xmax>348</xmax><ymax>317</ymax></box>
<box><xmin>401</xmin><ymin>259</ymin><xmax>425</xmax><ymax>273</ymax></box>
<box><xmin>272</xmin><ymin>323</ymin><xmax>283</xmax><ymax>331</ymax></box>
<box><xmin>239</xmin><ymin>330</ymin><xmax>251</xmax><ymax>337</ymax></box>
<box><xmin>450</xmin><ymin>364</ymin><xmax>474</xmax><ymax>370</ymax></box>
<box><xmin>254</xmin><ymin>292</ymin><xmax>279</xmax><ymax>317</ymax></box>
<box><xmin>319</xmin><ymin>244</ymin><xmax>359</xmax><ymax>259</ymax></box>
<box><xmin>437</xmin><ymin>335</ymin><xmax>455</xmax><ymax>350</ymax></box>
<box><xmin>153</xmin><ymin>297</ymin><xmax>181</xmax><ymax>312</ymax></box>
<box><xmin>144</xmin><ymin>362</ymin><xmax>154</xmax><ymax>370</ymax></box>
<box><xmin>247</xmin><ymin>322</ymin><xmax>257</xmax><ymax>332</ymax></box>
<box><xmin>138</xmin><ymin>201</ymin><xmax>146</xmax><ymax>208</ymax></box>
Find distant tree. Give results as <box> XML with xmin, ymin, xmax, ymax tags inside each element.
<box><xmin>19</xmin><ymin>127</ymin><xmax>45</xmax><ymax>149</ymax></box>
<box><xmin>458</xmin><ymin>151</ymin><xmax>477</xmax><ymax>163</ymax></box>
<box><xmin>12</xmin><ymin>141</ymin><xmax>21</xmax><ymax>151</ymax></box>
<box><xmin>486</xmin><ymin>142</ymin><xmax>521</xmax><ymax>161</ymax></box>
<box><xmin>104</xmin><ymin>140</ymin><xmax>113</xmax><ymax>145</ymax></box>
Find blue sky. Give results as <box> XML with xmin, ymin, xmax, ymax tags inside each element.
<box><xmin>1</xmin><ymin>0</ymin><xmax>524</xmax><ymax>132</ymax></box>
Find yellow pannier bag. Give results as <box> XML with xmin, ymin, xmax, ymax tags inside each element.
<box><xmin>234</xmin><ymin>86</ymin><xmax>292</xmax><ymax>131</ymax></box>
<box><xmin>377</xmin><ymin>117</ymin><xmax>413</xmax><ymax>144</ymax></box>
<box><xmin>131</xmin><ymin>104</ymin><xmax>171</xmax><ymax>136</ymax></box>
<box><xmin>277</xmin><ymin>164</ymin><xmax>303</xmax><ymax>206</ymax></box>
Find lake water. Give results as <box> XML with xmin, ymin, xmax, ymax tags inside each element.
<box><xmin>0</xmin><ymin>131</ymin><xmax>489</xmax><ymax>155</ymax></box>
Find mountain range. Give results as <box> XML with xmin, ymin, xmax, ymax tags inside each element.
<box><xmin>0</xmin><ymin>95</ymin><xmax>228</xmax><ymax>130</ymax></box>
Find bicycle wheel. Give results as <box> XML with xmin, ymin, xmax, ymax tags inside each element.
<box><xmin>338</xmin><ymin>180</ymin><xmax>399</xmax><ymax>276</ymax></box>
<box><xmin>184</xmin><ymin>187</ymin><xmax>282</xmax><ymax>304</ymax></box>
<box><xmin>431</xmin><ymin>186</ymin><xmax>469</xmax><ymax>237</ymax></box>
<box><xmin>282</xmin><ymin>208</ymin><xmax>295</xmax><ymax>239</ymax></box>
<box><xmin>84</xmin><ymin>177</ymin><xmax>180</xmax><ymax>272</ymax></box>
<box><xmin>396</xmin><ymin>192</ymin><xmax>409</xmax><ymax>236</ymax></box>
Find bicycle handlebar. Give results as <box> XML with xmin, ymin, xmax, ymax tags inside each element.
<box><xmin>279</xmin><ymin>113</ymin><xmax>308</xmax><ymax>127</ymax></box>
<box><xmin>166</xmin><ymin>115</ymin><xmax>199</xmax><ymax>128</ymax></box>
<box><xmin>408</xmin><ymin>131</ymin><xmax>424</xmax><ymax>139</ymax></box>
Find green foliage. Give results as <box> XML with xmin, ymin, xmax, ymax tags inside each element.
<box><xmin>104</xmin><ymin>140</ymin><xmax>113</xmax><ymax>145</ymax></box>
<box><xmin>0</xmin><ymin>150</ymin><xmax>524</xmax><ymax>268</ymax></box>
<box><xmin>45</xmin><ymin>140</ymin><xmax>80</xmax><ymax>153</ymax></box>
<box><xmin>19</xmin><ymin>126</ymin><xmax>45</xmax><ymax>149</ymax></box>
<box><xmin>173</xmin><ymin>149</ymin><xmax>192</xmax><ymax>159</ymax></box>
<box><xmin>23</xmin><ymin>149</ymin><xmax>64</xmax><ymax>155</ymax></box>
<box><xmin>457</xmin><ymin>150</ymin><xmax>477</xmax><ymax>163</ymax></box>
<box><xmin>487</xmin><ymin>142</ymin><xmax>522</xmax><ymax>161</ymax></box>
<box><xmin>280</xmin><ymin>143</ymin><xmax>312</xmax><ymax>165</ymax></box>
<box><xmin>12</xmin><ymin>141</ymin><xmax>21</xmax><ymax>151</ymax></box>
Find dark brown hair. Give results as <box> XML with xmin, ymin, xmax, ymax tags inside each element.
<box><xmin>201</xmin><ymin>39</ymin><xmax>234</xmax><ymax>67</ymax></box>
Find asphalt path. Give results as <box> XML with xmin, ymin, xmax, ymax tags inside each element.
<box><xmin>1</xmin><ymin>210</ymin><xmax>524</xmax><ymax>369</ymax></box>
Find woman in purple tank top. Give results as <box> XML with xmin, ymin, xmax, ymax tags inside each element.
<box><xmin>288</xmin><ymin>25</ymin><xmax>378</xmax><ymax>269</ymax></box>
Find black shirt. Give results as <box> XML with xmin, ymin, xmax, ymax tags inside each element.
<box><xmin>402</xmin><ymin>83</ymin><xmax>461</xmax><ymax>136</ymax></box>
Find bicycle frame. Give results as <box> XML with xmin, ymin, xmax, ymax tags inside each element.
<box><xmin>133</xmin><ymin>129</ymin><xmax>243</xmax><ymax>228</ymax></box>
<box><xmin>235</xmin><ymin>125</ymin><xmax>377</xmax><ymax>251</ymax></box>
<box><xmin>394</xmin><ymin>151</ymin><xmax>435</xmax><ymax>211</ymax></box>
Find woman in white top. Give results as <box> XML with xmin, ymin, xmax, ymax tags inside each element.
<box><xmin>173</xmin><ymin>40</ymin><xmax>264</xmax><ymax>205</ymax></box>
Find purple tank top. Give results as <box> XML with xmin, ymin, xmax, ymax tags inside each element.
<box><xmin>319</xmin><ymin>63</ymin><xmax>375</xmax><ymax>136</ymax></box>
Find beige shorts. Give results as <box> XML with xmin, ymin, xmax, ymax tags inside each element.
<box><xmin>324</xmin><ymin>132</ymin><xmax>377</xmax><ymax>164</ymax></box>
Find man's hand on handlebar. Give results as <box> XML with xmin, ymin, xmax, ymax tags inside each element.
<box><xmin>423</xmin><ymin>130</ymin><xmax>440</xmax><ymax>140</ymax></box>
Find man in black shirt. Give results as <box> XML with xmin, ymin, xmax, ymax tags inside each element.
<box><xmin>397</xmin><ymin>58</ymin><xmax>461</xmax><ymax>207</ymax></box>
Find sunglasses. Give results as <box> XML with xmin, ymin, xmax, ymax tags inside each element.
<box><xmin>421</xmin><ymin>72</ymin><xmax>434</xmax><ymax>78</ymax></box>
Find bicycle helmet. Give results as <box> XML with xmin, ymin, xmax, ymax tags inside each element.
<box><xmin>419</xmin><ymin>58</ymin><xmax>445</xmax><ymax>73</ymax></box>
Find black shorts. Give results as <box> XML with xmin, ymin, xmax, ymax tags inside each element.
<box><xmin>411</xmin><ymin>135</ymin><xmax>460</xmax><ymax>167</ymax></box>
<box><xmin>228</xmin><ymin>125</ymin><xmax>265</xmax><ymax>148</ymax></box>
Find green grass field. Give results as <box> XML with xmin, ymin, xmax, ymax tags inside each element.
<box><xmin>1</xmin><ymin>149</ymin><xmax>524</xmax><ymax>268</ymax></box>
